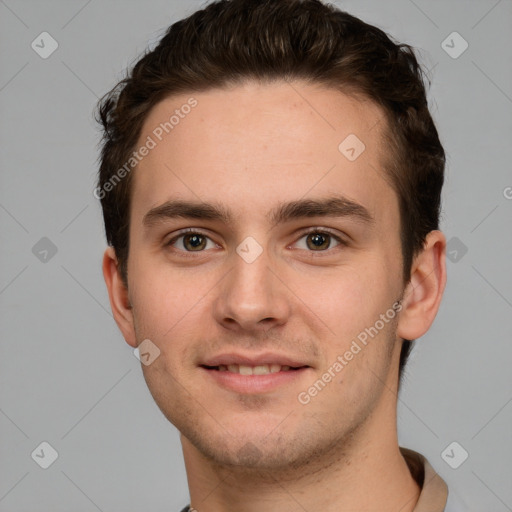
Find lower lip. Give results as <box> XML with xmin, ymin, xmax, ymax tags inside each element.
<box><xmin>200</xmin><ymin>367</ymin><xmax>311</xmax><ymax>394</ymax></box>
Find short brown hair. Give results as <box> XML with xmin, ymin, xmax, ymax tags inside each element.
<box><xmin>96</xmin><ymin>0</ymin><xmax>445</xmax><ymax>382</ymax></box>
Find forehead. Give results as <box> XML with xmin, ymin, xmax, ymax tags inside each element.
<box><xmin>131</xmin><ymin>80</ymin><xmax>396</xmax><ymax>229</ymax></box>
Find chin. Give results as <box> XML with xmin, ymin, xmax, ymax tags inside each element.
<box><xmin>179</xmin><ymin>413</ymin><xmax>327</xmax><ymax>473</ymax></box>
<box><xmin>191</xmin><ymin>435</ymin><xmax>301</xmax><ymax>470</ymax></box>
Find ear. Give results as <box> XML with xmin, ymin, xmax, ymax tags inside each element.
<box><xmin>102</xmin><ymin>247</ymin><xmax>137</xmax><ymax>347</ymax></box>
<box><xmin>397</xmin><ymin>230</ymin><xmax>447</xmax><ymax>341</ymax></box>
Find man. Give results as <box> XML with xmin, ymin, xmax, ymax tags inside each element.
<box><xmin>96</xmin><ymin>0</ymin><xmax>464</xmax><ymax>510</ymax></box>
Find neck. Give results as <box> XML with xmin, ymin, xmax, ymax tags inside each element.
<box><xmin>181</xmin><ymin>389</ymin><xmax>420</xmax><ymax>512</ymax></box>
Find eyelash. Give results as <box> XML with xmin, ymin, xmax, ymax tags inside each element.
<box><xmin>164</xmin><ymin>227</ymin><xmax>347</xmax><ymax>256</ymax></box>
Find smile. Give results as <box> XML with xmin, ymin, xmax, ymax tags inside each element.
<box><xmin>202</xmin><ymin>363</ymin><xmax>305</xmax><ymax>375</ymax></box>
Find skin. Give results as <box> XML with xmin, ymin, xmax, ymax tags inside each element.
<box><xmin>103</xmin><ymin>80</ymin><xmax>446</xmax><ymax>512</ymax></box>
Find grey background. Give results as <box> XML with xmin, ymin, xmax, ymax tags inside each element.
<box><xmin>1</xmin><ymin>0</ymin><xmax>511</xmax><ymax>510</ymax></box>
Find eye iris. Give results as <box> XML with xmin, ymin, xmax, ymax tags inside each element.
<box><xmin>307</xmin><ymin>232</ymin><xmax>329</xmax><ymax>250</ymax></box>
<box><xmin>184</xmin><ymin>234</ymin><xmax>206</xmax><ymax>251</ymax></box>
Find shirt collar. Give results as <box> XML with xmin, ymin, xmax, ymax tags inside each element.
<box><xmin>400</xmin><ymin>447</ymin><xmax>448</xmax><ymax>512</ymax></box>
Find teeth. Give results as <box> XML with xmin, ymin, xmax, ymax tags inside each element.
<box><xmin>239</xmin><ymin>365</ymin><xmax>253</xmax><ymax>375</ymax></box>
<box><xmin>252</xmin><ymin>365</ymin><xmax>270</xmax><ymax>375</ymax></box>
<box><xmin>219</xmin><ymin>364</ymin><xmax>295</xmax><ymax>374</ymax></box>
<box><xmin>270</xmin><ymin>364</ymin><xmax>281</xmax><ymax>373</ymax></box>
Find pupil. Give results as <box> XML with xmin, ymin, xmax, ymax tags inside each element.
<box><xmin>187</xmin><ymin>234</ymin><xmax>204</xmax><ymax>250</ymax></box>
<box><xmin>309</xmin><ymin>233</ymin><xmax>328</xmax><ymax>249</ymax></box>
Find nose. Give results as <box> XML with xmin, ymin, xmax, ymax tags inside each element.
<box><xmin>212</xmin><ymin>247</ymin><xmax>291</xmax><ymax>333</ymax></box>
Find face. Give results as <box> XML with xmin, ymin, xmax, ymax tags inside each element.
<box><xmin>115</xmin><ymin>80</ymin><xmax>410</xmax><ymax>470</ymax></box>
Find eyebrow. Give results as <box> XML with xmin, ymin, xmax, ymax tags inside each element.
<box><xmin>142</xmin><ymin>195</ymin><xmax>374</xmax><ymax>229</ymax></box>
<box><xmin>268</xmin><ymin>196</ymin><xmax>374</xmax><ymax>228</ymax></box>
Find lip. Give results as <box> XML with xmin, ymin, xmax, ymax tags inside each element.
<box><xmin>201</xmin><ymin>352</ymin><xmax>310</xmax><ymax>368</ymax></box>
<box><xmin>199</xmin><ymin>352</ymin><xmax>312</xmax><ymax>394</ymax></box>
<box><xmin>200</xmin><ymin>365</ymin><xmax>311</xmax><ymax>394</ymax></box>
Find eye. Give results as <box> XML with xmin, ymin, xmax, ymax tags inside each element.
<box><xmin>294</xmin><ymin>229</ymin><xmax>345</xmax><ymax>252</ymax></box>
<box><xmin>166</xmin><ymin>229</ymin><xmax>217</xmax><ymax>252</ymax></box>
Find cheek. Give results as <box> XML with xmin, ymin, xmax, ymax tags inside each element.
<box><xmin>296</xmin><ymin>263</ymin><xmax>378</xmax><ymax>335</ymax></box>
<box><xmin>128</xmin><ymin>247</ymin><xmax>208</xmax><ymax>329</ymax></box>
<box><xmin>295</xmin><ymin>256</ymin><xmax>400</xmax><ymax>369</ymax></box>
<box><xmin>128</xmin><ymin>264</ymin><xmax>218</xmax><ymax>380</ymax></box>
<box><xmin>132</xmin><ymin>282</ymin><xmax>205</xmax><ymax>344</ymax></box>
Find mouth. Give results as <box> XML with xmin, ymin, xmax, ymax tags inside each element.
<box><xmin>199</xmin><ymin>355</ymin><xmax>312</xmax><ymax>394</ymax></box>
<box><xmin>200</xmin><ymin>363</ymin><xmax>308</xmax><ymax>375</ymax></box>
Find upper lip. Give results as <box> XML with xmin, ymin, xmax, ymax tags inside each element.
<box><xmin>201</xmin><ymin>352</ymin><xmax>310</xmax><ymax>368</ymax></box>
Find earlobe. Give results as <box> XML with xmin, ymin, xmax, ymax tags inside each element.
<box><xmin>397</xmin><ymin>230</ymin><xmax>447</xmax><ymax>341</ymax></box>
<box><xmin>102</xmin><ymin>247</ymin><xmax>137</xmax><ymax>347</ymax></box>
